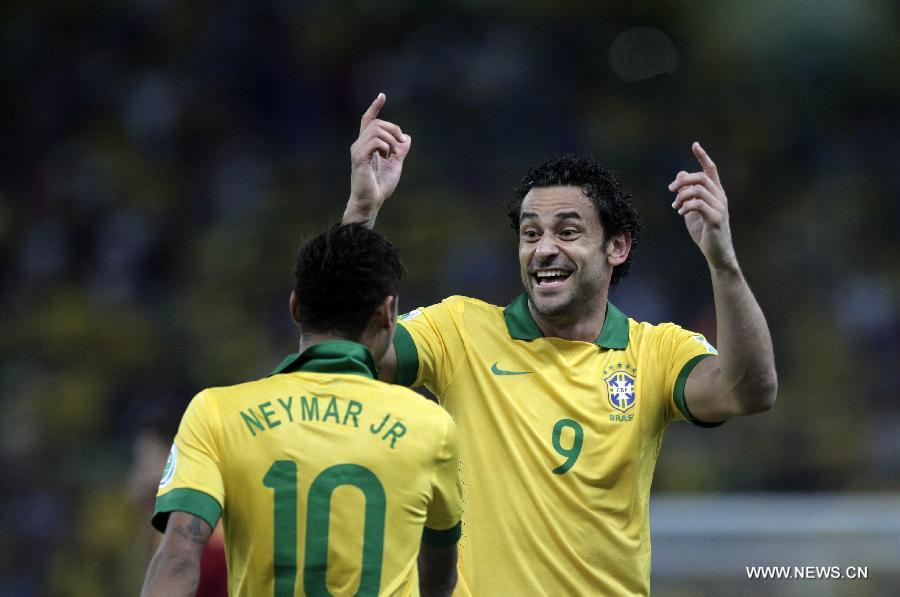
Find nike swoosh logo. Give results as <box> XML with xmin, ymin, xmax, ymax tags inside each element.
<box><xmin>491</xmin><ymin>362</ymin><xmax>531</xmax><ymax>376</ymax></box>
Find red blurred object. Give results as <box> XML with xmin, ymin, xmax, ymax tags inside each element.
<box><xmin>196</xmin><ymin>523</ymin><xmax>228</xmax><ymax>597</ymax></box>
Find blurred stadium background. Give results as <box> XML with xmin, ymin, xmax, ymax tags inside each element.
<box><xmin>1</xmin><ymin>1</ymin><xmax>898</xmax><ymax>595</ymax></box>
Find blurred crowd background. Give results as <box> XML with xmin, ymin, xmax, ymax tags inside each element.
<box><xmin>1</xmin><ymin>1</ymin><xmax>898</xmax><ymax>595</ymax></box>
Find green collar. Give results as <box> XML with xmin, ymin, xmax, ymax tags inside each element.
<box><xmin>270</xmin><ymin>340</ymin><xmax>378</xmax><ymax>379</ymax></box>
<box><xmin>502</xmin><ymin>293</ymin><xmax>629</xmax><ymax>349</ymax></box>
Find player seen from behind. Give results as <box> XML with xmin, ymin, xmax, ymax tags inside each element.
<box><xmin>141</xmin><ymin>223</ymin><xmax>462</xmax><ymax>597</ymax></box>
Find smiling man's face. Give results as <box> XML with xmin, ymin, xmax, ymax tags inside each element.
<box><xmin>518</xmin><ymin>185</ymin><xmax>612</xmax><ymax>322</ymax></box>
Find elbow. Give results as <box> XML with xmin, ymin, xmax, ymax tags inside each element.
<box><xmin>739</xmin><ymin>372</ymin><xmax>778</xmax><ymax>415</ymax></box>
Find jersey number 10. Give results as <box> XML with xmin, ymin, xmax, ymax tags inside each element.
<box><xmin>263</xmin><ymin>461</ymin><xmax>386</xmax><ymax>596</ymax></box>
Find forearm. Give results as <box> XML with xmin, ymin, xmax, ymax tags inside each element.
<box><xmin>141</xmin><ymin>512</ymin><xmax>211</xmax><ymax>597</ymax></box>
<box><xmin>418</xmin><ymin>544</ymin><xmax>458</xmax><ymax>597</ymax></box>
<box><xmin>341</xmin><ymin>200</ymin><xmax>379</xmax><ymax>228</ymax></box>
<box><xmin>140</xmin><ymin>548</ymin><xmax>201</xmax><ymax>597</ymax></box>
<box><xmin>343</xmin><ymin>94</ymin><xmax>410</xmax><ymax>228</ymax></box>
<box><xmin>709</xmin><ymin>261</ymin><xmax>777</xmax><ymax>411</ymax></box>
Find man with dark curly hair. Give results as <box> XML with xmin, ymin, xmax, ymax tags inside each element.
<box><xmin>342</xmin><ymin>94</ymin><xmax>777</xmax><ymax>596</ymax></box>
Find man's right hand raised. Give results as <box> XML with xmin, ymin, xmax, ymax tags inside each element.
<box><xmin>343</xmin><ymin>93</ymin><xmax>412</xmax><ymax>227</ymax></box>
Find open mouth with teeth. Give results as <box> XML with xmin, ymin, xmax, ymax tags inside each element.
<box><xmin>533</xmin><ymin>269</ymin><xmax>572</xmax><ymax>288</ymax></box>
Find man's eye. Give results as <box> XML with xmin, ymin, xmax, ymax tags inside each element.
<box><xmin>560</xmin><ymin>229</ymin><xmax>578</xmax><ymax>238</ymax></box>
<box><xmin>522</xmin><ymin>229</ymin><xmax>539</xmax><ymax>240</ymax></box>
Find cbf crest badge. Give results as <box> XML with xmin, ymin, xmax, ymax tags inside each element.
<box><xmin>604</xmin><ymin>364</ymin><xmax>637</xmax><ymax>412</ymax></box>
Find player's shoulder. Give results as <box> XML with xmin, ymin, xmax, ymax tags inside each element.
<box><xmin>219</xmin><ymin>373</ymin><xmax>285</xmax><ymax>392</ymax></box>
<box><xmin>441</xmin><ymin>295</ymin><xmax>499</xmax><ymax>311</ymax></box>
<box><xmin>199</xmin><ymin>373</ymin><xmax>445</xmax><ymax>413</ymax></box>
<box><xmin>370</xmin><ymin>378</ymin><xmax>450</xmax><ymax>415</ymax></box>
<box><xmin>197</xmin><ymin>368</ymin><xmax>334</xmax><ymax>404</ymax></box>
<box><xmin>356</xmin><ymin>378</ymin><xmax>455</xmax><ymax>434</ymax></box>
<box><xmin>443</xmin><ymin>295</ymin><xmax>505</xmax><ymax>323</ymax></box>
<box><xmin>401</xmin><ymin>295</ymin><xmax>503</xmax><ymax>330</ymax></box>
<box><xmin>193</xmin><ymin>375</ymin><xmax>275</xmax><ymax>405</ymax></box>
<box><xmin>629</xmin><ymin>317</ymin><xmax>675</xmax><ymax>339</ymax></box>
<box><xmin>628</xmin><ymin>318</ymin><xmax>708</xmax><ymax>349</ymax></box>
<box><xmin>630</xmin><ymin>318</ymin><xmax>677</xmax><ymax>335</ymax></box>
<box><xmin>411</xmin><ymin>294</ymin><xmax>500</xmax><ymax>315</ymax></box>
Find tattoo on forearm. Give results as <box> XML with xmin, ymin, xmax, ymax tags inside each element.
<box><xmin>173</xmin><ymin>515</ymin><xmax>208</xmax><ymax>545</ymax></box>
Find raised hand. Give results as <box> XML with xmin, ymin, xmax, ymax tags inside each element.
<box><xmin>344</xmin><ymin>93</ymin><xmax>412</xmax><ymax>226</ymax></box>
<box><xmin>668</xmin><ymin>142</ymin><xmax>738</xmax><ymax>271</ymax></box>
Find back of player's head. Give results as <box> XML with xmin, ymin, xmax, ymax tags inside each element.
<box><xmin>508</xmin><ymin>154</ymin><xmax>642</xmax><ymax>287</ymax></box>
<box><xmin>294</xmin><ymin>223</ymin><xmax>403</xmax><ymax>340</ymax></box>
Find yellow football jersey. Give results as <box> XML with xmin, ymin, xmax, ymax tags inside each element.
<box><xmin>393</xmin><ymin>295</ymin><xmax>719</xmax><ymax>596</ymax></box>
<box><xmin>153</xmin><ymin>340</ymin><xmax>462</xmax><ymax>597</ymax></box>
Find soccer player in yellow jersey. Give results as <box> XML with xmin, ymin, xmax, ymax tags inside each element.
<box><xmin>341</xmin><ymin>95</ymin><xmax>778</xmax><ymax>596</ymax></box>
<box><xmin>142</xmin><ymin>224</ymin><xmax>463</xmax><ymax>597</ymax></box>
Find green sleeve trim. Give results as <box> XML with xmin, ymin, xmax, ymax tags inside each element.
<box><xmin>152</xmin><ymin>488</ymin><xmax>222</xmax><ymax>533</ymax></box>
<box><xmin>393</xmin><ymin>323</ymin><xmax>419</xmax><ymax>387</ymax></box>
<box><xmin>674</xmin><ymin>353</ymin><xmax>724</xmax><ymax>428</ymax></box>
<box><xmin>422</xmin><ymin>521</ymin><xmax>462</xmax><ymax>548</ymax></box>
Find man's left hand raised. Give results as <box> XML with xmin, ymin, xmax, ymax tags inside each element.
<box><xmin>669</xmin><ymin>142</ymin><xmax>778</xmax><ymax>421</ymax></box>
<box><xmin>668</xmin><ymin>142</ymin><xmax>738</xmax><ymax>272</ymax></box>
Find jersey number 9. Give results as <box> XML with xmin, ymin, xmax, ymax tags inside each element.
<box><xmin>551</xmin><ymin>418</ymin><xmax>584</xmax><ymax>474</ymax></box>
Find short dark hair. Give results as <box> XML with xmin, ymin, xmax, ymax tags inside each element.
<box><xmin>509</xmin><ymin>155</ymin><xmax>642</xmax><ymax>287</ymax></box>
<box><xmin>294</xmin><ymin>223</ymin><xmax>403</xmax><ymax>339</ymax></box>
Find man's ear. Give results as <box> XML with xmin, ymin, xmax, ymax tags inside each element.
<box><xmin>606</xmin><ymin>232</ymin><xmax>632</xmax><ymax>267</ymax></box>
<box><xmin>289</xmin><ymin>291</ymin><xmax>301</xmax><ymax>325</ymax></box>
<box><xmin>377</xmin><ymin>295</ymin><xmax>397</xmax><ymax>329</ymax></box>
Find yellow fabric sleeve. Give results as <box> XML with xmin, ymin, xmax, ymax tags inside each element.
<box><xmin>655</xmin><ymin>324</ymin><xmax>720</xmax><ymax>426</ymax></box>
<box><xmin>153</xmin><ymin>390</ymin><xmax>225</xmax><ymax>531</ymax></box>
<box><xmin>394</xmin><ymin>297</ymin><xmax>467</xmax><ymax>395</ymax></box>
<box><xmin>423</xmin><ymin>415</ymin><xmax>462</xmax><ymax>546</ymax></box>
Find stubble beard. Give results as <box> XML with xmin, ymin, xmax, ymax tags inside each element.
<box><xmin>526</xmin><ymin>271</ymin><xmax>605</xmax><ymax>328</ymax></box>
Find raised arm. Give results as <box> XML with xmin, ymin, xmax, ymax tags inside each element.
<box><xmin>141</xmin><ymin>512</ymin><xmax>212</xmax><ymax>597</ymax></box>
<box><xmin>342</xmin><ymin>94</ymin><xmax>409</xmax><ymax>380</ymax></box>
<box><xmin>669</xmin><ymin>142</ymin><xmax>777</xmax><ymax>421</ymax></box>
<box><xmin>342</xmin><ymin>93</ymin><xmax>412</xmax><ymax>227</ymax></box>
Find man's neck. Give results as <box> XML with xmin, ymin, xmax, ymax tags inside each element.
<box><xmin>527</xmin><ymin>295</ymin><xmax>608</xmax><ymax>343</ymax></box>
<box><xmin>298</xmin><ymin>332</ymin><xmax>355</xmax><ymax>353</ymax></box>
<box><xmin>299</xmin><ymin>330</ymin><xmax>386</xmax><ymax>365</ymax></box>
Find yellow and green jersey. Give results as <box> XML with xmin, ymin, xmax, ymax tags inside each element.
<box><xmin>393</xmin><ymin>295</ymin><xmax>719</xmax><ymax>596</ymax></box>
<box><xmin>153</xmin><ymin>340</ymin><xmax>462</xmax><ymax>597</ymax></box>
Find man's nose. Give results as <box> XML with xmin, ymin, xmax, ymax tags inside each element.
<box><xmin>535</xmin><ymin>233</ymin><xmax>560</xmax><ymax>259</ymax></box>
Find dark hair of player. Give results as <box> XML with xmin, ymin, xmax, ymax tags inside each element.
<box><xmin>508</xmin><ymin>155</ymin><xmax>642</xmax><ymax>287</ymax></box>
<box><xmin>294</xmin><ymin>223</ymin><xmax>404</xmax><ymax>339</ymax></box>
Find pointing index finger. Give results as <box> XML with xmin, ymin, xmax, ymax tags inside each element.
<box><xmin>360</xmin><ymin>93</ymin><xmax>386</xmax><ymax>133</ymax></box>
<box><xmin>692</xmin><ymin>141</ymin><xmax>721</xmax><ymax>186</ymax></box>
